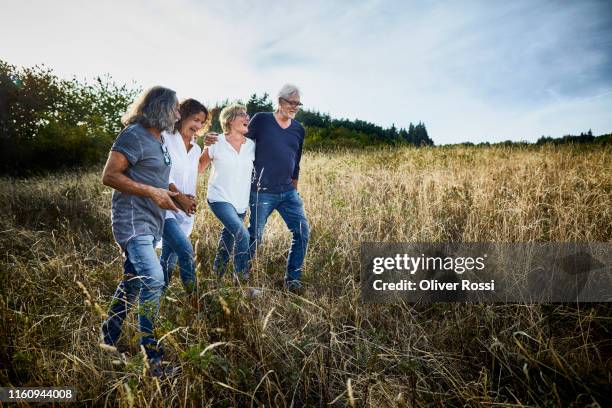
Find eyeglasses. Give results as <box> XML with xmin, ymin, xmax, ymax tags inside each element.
<box><xmin>160</xmin><ymin>136</ymin><xmax>172</xmax><ymax>166</ymax></box>
<box><xmin>280</xmin><ymin>97</ymin><xmax>303</xmax><ymax>108</ymax></box>
<box><xmin>235</xmin><ymin>112</ymin><xmax>250</xmax><ymax>118</ymax></box>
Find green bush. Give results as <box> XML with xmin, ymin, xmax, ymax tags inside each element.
<box><xmin>0</xmin><ymin>60</ymin><xmax>138</xmax><ymax>176</ymax></box>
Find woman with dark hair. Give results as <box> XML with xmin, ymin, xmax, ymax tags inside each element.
<box><xmin>100</xmin><ymin>86</ymin><xmax>181</xmax><ymax>376</ymax></box>
<box><xmin>160</xmin><ymin>98</ymin><xmax>208</xmax><ymax>297</ymax></box>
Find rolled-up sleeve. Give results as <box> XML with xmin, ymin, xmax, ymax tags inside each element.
<box><xmin>111</xmin><ymin>128</ymin><xmax>142</xmax><ymax>165</ymax></box>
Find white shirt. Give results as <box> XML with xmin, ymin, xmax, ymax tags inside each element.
<box><xmin>162</xmin><ymin>130</ymin><xmax>201</xmax><ymax>237</ymax></box>
<box><xmin>206</xmin><ymin>134</ymin><xmax>255</xmax><ymax>214</ymax></box>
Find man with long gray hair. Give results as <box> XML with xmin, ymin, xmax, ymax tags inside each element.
<box><xmin>206</xmin><ymin>84</ymin><xmax>310</xmax><ymax>293</ymax></box>
<box><xmin>100</xmin><ymin>86</ymin><xmax>180</xmax><ymax>376</ymax></box>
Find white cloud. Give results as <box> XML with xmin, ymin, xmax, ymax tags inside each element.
<box><xmin>2</xmin><ymin>0</ymin><xmax>611</xmax><ymax>144</ymax></box>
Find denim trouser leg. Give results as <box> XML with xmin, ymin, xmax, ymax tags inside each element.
<box><xmin>208</xmin><ymin>201</ymin><xmax>249</xmax><ymax>280</ymax></box>
<box><xmin>102</xmin><ymin>235</ymin><xmax>165</xmax><ymax>362</ymax></box>
<box><xmin>102</xmin><ymin>257</ymin><xmax>140</xmax><ymax>346</ymax></box>
<box><xmin>213</xmin><ymin>227</ymin><xmax>231</xmax><ymax>278</ymax></box>
<box><xmin>247</xmin><ymin>190</ymin><xmax>309</xmax><ymax>288</ymax></box>
<box><xmin>248</xmin><ymin>191</ymin><xmax>276</xmax><ymax>262</ymax></box>
<box><xmin>160</xmin><ymin>218</ymin><xmax>196</xmax><ymax>293</ymax></box>
<box><xmin>276</xmin><ymin>190</ymin><xmax>310</xmax><ymax>286</ymax></box>
<box><xmin>128</xmin><ymin>235</ymin><xmax>165</xmax><ymax>362</ymax></box>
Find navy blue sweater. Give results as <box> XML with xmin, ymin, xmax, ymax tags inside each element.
<box><xmin>247</xmin><ymin>112</ymin><xmax>305</xmax><ymax>193</ymax></box>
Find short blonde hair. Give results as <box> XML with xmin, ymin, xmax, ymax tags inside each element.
<box><xmin>219</xmin><ymin>103</ymin><xmax>247</xmax><ymax>133</ymax></box>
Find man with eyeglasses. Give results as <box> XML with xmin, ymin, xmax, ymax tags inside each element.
<box><xmin>206</xmin><ymin>84</ymin><xmax>309</xmax><ymax>294</ymax></box>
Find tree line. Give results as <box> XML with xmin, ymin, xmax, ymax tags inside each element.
<box><xmin>454</xmin><ymin>130</ymin><xmax>611</xmax><ymax>148</ymax></box>
<box><xmin>0</xmin><ymin>61</ymin><xmax>434</xmax><ymax>175</ymax></box>
<box><xmin>2</xmin><ymin>60</ymin><xmax>607</xmax><ymax>176</ymax></box>
<box><xmin>208</xmin><ymin>93</ymin><xmax>434</xmax><ymax>148</ymax></box>
<box><xmin>535</xmin><ymin>130</ymin><xmax>611</xmax><ymax>146</ymax></box>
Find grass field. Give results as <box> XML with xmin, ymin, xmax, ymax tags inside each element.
<box><xmin>1</xmin><ymin>144</ymin><xmax>611</xmax><ymax>407</ymax></box>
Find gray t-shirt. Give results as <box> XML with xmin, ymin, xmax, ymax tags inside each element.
<box><xmin>110</xmin><ymin>123</ymin><xmax>171</xmax><ymax>248</ymax></box>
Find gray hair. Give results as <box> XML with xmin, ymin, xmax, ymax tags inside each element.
<box><xmin>277</xmin><ymin>83</ymin><xmax>301</xmax><ymax>101</ymax></box>
<box><xmin>121</xmin><ymin>86</ymin><xmax>178</xmax><ymax>132</ymax></box>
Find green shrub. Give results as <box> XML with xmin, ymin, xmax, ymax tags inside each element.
<box><xmin>0</xmin><ymin>60</ymin><xmax>138</xmax><ymax>175</ymax></box>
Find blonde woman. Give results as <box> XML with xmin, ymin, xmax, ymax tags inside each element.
<box><xmin>199</xmin><ymin>103</ymin><xmax>255</xmax><ymax>283</ymax></box>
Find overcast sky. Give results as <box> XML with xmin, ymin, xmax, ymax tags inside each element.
<box><xmin>2</xmin><ymin>0</ymin><xmax>611</xmax><ymax>144</ymax></box>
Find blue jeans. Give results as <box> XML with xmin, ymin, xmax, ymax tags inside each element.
<box><xmin>248</xmin><ymin>189</ymin><xmax>310</xmax><ymax>288</ymax></box>
<box><xmin>208</xmin><ymin>201</ymin><xmax>250</xmax><ymax>280</ymax></box>
<box><xmin>160</xmin><ymin>218</ymin><xmax>196</xmax><ymax>294</ymax></box>
<box><xmin>101</xmin><ymin>235</ymin><xmax>164</xmax><ymax>363</ymax></box>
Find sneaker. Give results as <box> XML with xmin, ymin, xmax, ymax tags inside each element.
<box><xmin>286</xmin><ymin>282</ymin><xmax>305</xmax><ymax>296</ymax></box>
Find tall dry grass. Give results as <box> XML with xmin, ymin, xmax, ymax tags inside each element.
<box><xmin>1</xmin><ymin>144</ymin><xmax>611</xmax><ymax>407</ymax></box>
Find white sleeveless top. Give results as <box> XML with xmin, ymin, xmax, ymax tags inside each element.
<box><xmin>206</xmin><ymin>134</ymin><xmax>255</xmax><ymax>213</ymax></box>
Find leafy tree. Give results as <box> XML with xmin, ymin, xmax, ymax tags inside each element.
<box><xmin>386</xmin><ymin>123</ymin><xmax>399</xmax><ymax>142</ymax></box>
<box><xmin>407</xmin><ymin>122</ymin><xmax>415</xmax><ymax>143</ymax></box>
<box><xmin>296</xmin><ymin>110</ymin><xmax>331</xmax><ymax>128</ymax></box>
<box><xmin>0</xmin><ymin>60</ymin><xmax>138</xmax><ymax>175</ymax></box>
<box><xmin>246</xmin><ymin>93</ymin><xmax>273</xmax><ymax>115</ymax></box>
<box><xmin>0</xmin><ymin>59</ymin><xmax>438</xmax><ymax>175</ymax></box>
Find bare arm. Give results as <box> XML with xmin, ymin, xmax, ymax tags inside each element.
<box><xmin>198</xmin><ymin>148</ymin><xmax>212</xmax><ymax>173</ymax></box>
<box><xmin>292</xmin><ymin>179</ymin><xmax>299</xmax><ymax>190</ymax></box>
<box><xmin>169</xmin><ymin>182</ymin><xmax>197</xmax><ymax>216</ymax></box>
<box><xmin>102</xmin><ymin>151</ymin><xmax>179</xmax><ymax>211</ymax></box>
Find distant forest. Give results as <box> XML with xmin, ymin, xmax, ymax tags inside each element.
<box><xmin>207</xmin><ymin>93</ymin><xmax>434</xmax><ymax>148</ymax></box>
<box><xmin>0</xmin><ymin>60</ymin><xmax>609</xmax><ymax>175</ymax></box>
<box><xmin>455</xmin><ymin>130</ymin><xmax>611</xmax><ymax>147</ymax></box>
<box><xmin>0</xmin><ymin>61</ymin><xmax>433</xmax><ymax>175</ymax></box>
